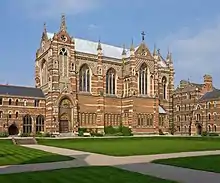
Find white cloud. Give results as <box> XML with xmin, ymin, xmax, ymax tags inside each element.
<box><xmin>160</xmin><ymin>21</ymin><xmax>220</xmax><ymax>87</ymax></box>
<box><xmin>19</xmin><ymin>0</ymin><xmax>102</xmax><ymax>18</ymax></box>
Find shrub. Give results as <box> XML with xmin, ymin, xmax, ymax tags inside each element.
<box><xmin>78</xmin><ymin>131</ymin><xmax>84</xmax><ymax>137</ymax></box>
<box><xmin>208</xmin><ymin>133</ymin><xmax>219</xmax><ymax>136</ymax></box>
<box><xmin>91</xmin><ymin>132</ymin><xmax>104</xmax><ymax>137</ymax></box>
<box><xmin>43</xmin><ymin>132</ymin><xmax>51</xmax><ymax>137</ymax></box>
<box><xmin>78</xmin><ymin>128</ymin><xmax>87</xmax><ymax>133</ymax></box>
<box><xmin>202</xmin><ymin>131</ymin><xmax>208</xmax><ymax>136</ymax></box>
<box><xmin>168</xmin><ymin>122</ymin><xmax>176</xmax><ymax>135</ymax></box>
<box><xmin>158</xmin><ymin>129</ymin><xmax>165</xmax><ymax>135</ymax></box>
<box><xmin>104</xmin><ymin>126</ymin><xmax>116</xmax><ymax>134</ymax></box>
<box><xmin>20</xmin><ymin>133</ymin><xmax>31</xmax><ymax>137</ymax></box>
<box><xmin>121</xmin><ymin>126</ymin><xmax>132</xmax><ymax>136</ymax></box>
<box><xmin>0</xmin><ymin>132</ymin><xmax>9</xmax><ymax>137</ymax></box>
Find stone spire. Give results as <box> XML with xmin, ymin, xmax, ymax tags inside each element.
<box><xmin>122</xmin><ymin>44</ymin><xmax>126</xmax><ymax>56</ymax></box>
<box><xmin>60</xmin><ymin>14</ymin><xmax>67</xmax><ymax>31</ymax></box>
<box><xmin>97</xmin><ymin>39</ymin><xmax>102</xmax><ymax>51</ymax></box>
<box><xmin>130</xmin><ymin>38</ymin><xmax>135</xmax><ymax>52</ymax></box>
<box><xmin>153</xmin><ymin>44</ymin><xmax>157</xmax><ymax>56</ymax></box>
<box><xmin>166</xmin><ymin>50</ymin><xmax>173</xmax><ymax>63</ymax></box>
<box><xmin>43</xmin><ymin>22</ymin><xmax>47</xmax><ymax>34</ymax></box>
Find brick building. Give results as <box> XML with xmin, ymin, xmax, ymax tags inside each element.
<box><xmin>0</xmin><ymin>85</ymin><xmax>45</xmax><ymax>135</ymax></box>
<box><xmin>173</xmin><ymin>74</ymin><xmax>220</xmax><ymax>135</ymax></box>
<box><xmin>0</xmin><ymin>15</ymin><xmax>174</xmax><ymax>135</ymax></box>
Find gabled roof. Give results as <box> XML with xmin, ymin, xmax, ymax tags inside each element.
<box><xmin>198</xmin><ymin>89</ymin><xmax>220</xmax><ymax>102</ymax></box>
<box><xmin>0</xmin><ymin>85</ymin><xmax>45</xmax><ymax>98</ymax></box>
<box><xmin>47</xmin><ymin>32</ymin><xmax>133</xmax><ymax>59</ymax></box>
<box><xmin>47</xmin><ymin>32</ymin><xmax>167</xmax><ymax>68</ymax></box>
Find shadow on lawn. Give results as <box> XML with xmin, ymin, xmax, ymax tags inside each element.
<box><xmin>0</xmin><ymin>153</ymin><xmax>15</xmax><ymax>158</ymax></box>
<box><xmin>0</xmin><ymin>153</ymin><xmax>91</xmax><ymax>175</ymax></box>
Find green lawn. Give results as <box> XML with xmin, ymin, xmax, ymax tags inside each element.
<box><xmin>153</xmin><ymin>155</ymin><xmax>220</xmax><ymax>173</ymax></box>
<box><xmin>38</xmin><ymin>137</ymin><xmax>220</xmax><ymax>156</ymax></box>
<box><xmin>0</xmin><ymin>140</ymin><xmax>73</xmax><ymax>165</ymax></box>
<box><xmin>0</xmin><ymin>166</ymin><xmax>177</xmax><ymax>183</ymax></box>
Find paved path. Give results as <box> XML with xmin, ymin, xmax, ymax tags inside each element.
<box><xmin>1</xmin><ymin>145</ymin><xmax>220</xmax><ymax>183</ymax></box>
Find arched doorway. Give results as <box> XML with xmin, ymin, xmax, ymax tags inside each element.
<box><xmin>59</xmin><ymin>98</ymin><xmax>72</xmax><ymax>133</ymax></box>
<box><xmin>197</xmin><ymin>124</ymin><xmax>202</xmax><ymax>135</ymax></box>
<box><xmin>8</xmin><ymin>123</ymin><xmax>19</xmax><ymax>135</ymax></box>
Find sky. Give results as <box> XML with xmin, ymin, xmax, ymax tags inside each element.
<box><xmin>1</xmin><ymin>0</ymin><xmax>220</xmax><ymax>87</ymax></box>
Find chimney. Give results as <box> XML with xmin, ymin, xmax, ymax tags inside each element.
<box><xmin>203</xmin><ymin>74</ymin><xmax>213</xmax><ymax>92</ymax></box>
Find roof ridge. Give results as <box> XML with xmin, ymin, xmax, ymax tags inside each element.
<box><xmin>0</xmin><ymin>84</ymin><xmax>37</xmax><ymax>89</ymax></box>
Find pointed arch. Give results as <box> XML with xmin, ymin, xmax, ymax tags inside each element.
<box><xmin>59</xmin><ymin>47</ymin><xmax>68</xmax><ymax>77</ymax></box>
<box><xmin>138</xmin><ymin>63</ymin><xmax>149</xmax><ymax>95</ymax></box>
<box><xmin>106</xmin><ymin>68</ymin><xmax>116</xmax><ymax>95</ymax></box>
<box><xmin>162</xmin><ymin>76</ymin><xmax>167</xmax><ymax>100</ymax></box>
<box><xmin>41</xmin><ymin>59</ymin><xmax>47</xmax><ymax>85</ymax></box>
<box><xmin>58</xmin><ymin>97</ymin><xmax>72</xmax><ymax>133</ymax></box>
<box><xmin>79</xmin><ymin>64</ymin><xmax>90</xmax><ymax>92</ymax></box>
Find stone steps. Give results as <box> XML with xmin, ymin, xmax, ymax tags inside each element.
<box><xmin>12</xmin><ymin>137</ymin><xmax>38</xmax><ymax>145</ymax></box>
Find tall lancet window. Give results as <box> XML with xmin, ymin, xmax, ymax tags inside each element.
<box><xmin>41</xmin><ymin>59</ymin><xmax>47</xmax><ymax>85</ymax></box>
<box><xmin>59</xmin><ymin>48</ymin><xmax>68</xmax><ymax>77</ymax></box>
<box><xmin>139</xmin><ymin>64</ymin><xmax>148</xmax><ymax>95</ymax></box>
<box><xmin>106</xmin><ymin>68</ymin><xmax>116</xmax><ymax>95</ymax></box>
<box><xmin>162</xmin><ymin>77</ymin><xmax>167</xmax><ymax>100</ymax></box>
<box><xmin>79</xmin><ymin>64</ymin><xmax>90</xmax><ymax>92</ymax></box>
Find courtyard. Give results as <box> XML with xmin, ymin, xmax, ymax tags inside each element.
<box><xmin>1</xmin><ymin>136</ymin><xmax>220</xmax><ymax>183</ymax></box>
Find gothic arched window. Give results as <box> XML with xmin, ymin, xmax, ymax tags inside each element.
<box><xmin>59</xmin><ymin>48</ymin><xmax>68</xmax><ymax>77</ymax></box>
<box><xmin>23</xmin><ymin>114</ymin><xmax>32</xmax><ymax>134</ymax></box>
<box><xmin>139</xmin><ymin>64</ymin><xmax>148</xmax><ymax>95</ymax></box>
<box><xmin>36</xmin><ymin>115</ymin><xmax>44</xmax><ymax>133</ymax></box>
<box><xmin>106</xmin><ymin>68</ymin><xmax>116</xmax><ymax>95</ymax></box>
<box><xmin>162</xmin><ymin>76</ymin><xmax>167</xmax><ymax>100</ymax></box>
<box><xmin>79</xmin><ymin>64</ymin><xmax>90</xmax><ymax>92</ymax></box>
<box><xmin>41</xmin><ymin>59</ymin><xmax>47</xmax><ymax>85</ymax></box>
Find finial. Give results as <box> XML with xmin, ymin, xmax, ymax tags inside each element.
<box><xmin>166</xmin><ymin>48</ymin><xmax>170</xmax><ymax>60</ymax></box>
<box><xmin>97</xmin><ymin>38</ymin><xmax>102</xmax><ymax>51</ymax></box>
<box><xmin>157</xmin><ymin>48</ymin><xmax>160</xmax><ymax>55</ymax></box>
<box><xmin>141</xmin><ymin>31</ymin><xmax>145</xmax><ymax>42</ymax></box>
<box><xmin>60</xmin><ymin>14</ymin><xmax>67</xmax><ymax>31</ymax></box>
<box><xmin>122</xmin><ymin>44</ymin><xmax>126</xmax><ymax>55</ymax></box>
<box><xmin>43</xmin><ymin>22</ymin><xmax>47</xmax><ymax>33</ymax></box>
<box><xmin>153</xmin><ymin>44</ymin><xmax>157</xmax><ymax>56</ymax></box>
<box><xmin>130</xmin><ymin>38</ymin><xmax>135</xmax><ymax>51</ymax></box>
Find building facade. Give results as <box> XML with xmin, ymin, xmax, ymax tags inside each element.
<box><xmin>0</xmin><ymin>15</ymin><xmax>175</xmax><ymax>135</ymax></box>
<box><xmin>173</xmin><ymin>75</ymin><xmax>220</xmax><ymax>135</ymax></box>
<box><xmin>0</xmin><ymin>85</ymin><xmax>45</xmax><ymax>135</ymax></box>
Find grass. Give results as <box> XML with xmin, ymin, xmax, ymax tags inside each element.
<box><xmin>153</xmin><ymin>155</ymin><xmax>220</xmax><ymax>173</ymax></box>
<box><xmin>0</xmin><ymin>140</ymin><xmax>73</xmax><ymax>165</ymax></box>
<box><xmin>38</xmin><ymin>137</ymin><xmax>220</xmax><ymax>156</ymax></box>
<box><xmin>0</xmin><ymin>166</ymin><xmax>177</xmax><ymax>183</ymax></box>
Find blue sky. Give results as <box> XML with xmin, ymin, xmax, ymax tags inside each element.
<box><xmin>1</xmin><ymin>0</ymin><xmax>220</xmax><ymax>87</ymax></box>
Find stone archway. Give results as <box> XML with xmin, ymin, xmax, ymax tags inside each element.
<box><xmin>8</xmin><ymin>123</ymin><xmax>19</xmax><ymax>135</ymax></box>
<box><xmin>59</xmin><ymin>98</ymin><xmax>72</xmax><ymax>133</ymax></box>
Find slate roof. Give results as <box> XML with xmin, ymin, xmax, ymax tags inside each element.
<box><xmin>198</xmin><ymin>89</ymin><xmax>220</xmax><ymax>101</ymax></box>
<box><xmin>0</xmin><ymin>85</ymin><xmax>45</xmax><ymax>98</ymax></box>
<box><xmin>47</xmin><ymin>32</ymin><xmax>167</xmax><ymax>68</ymax></box>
